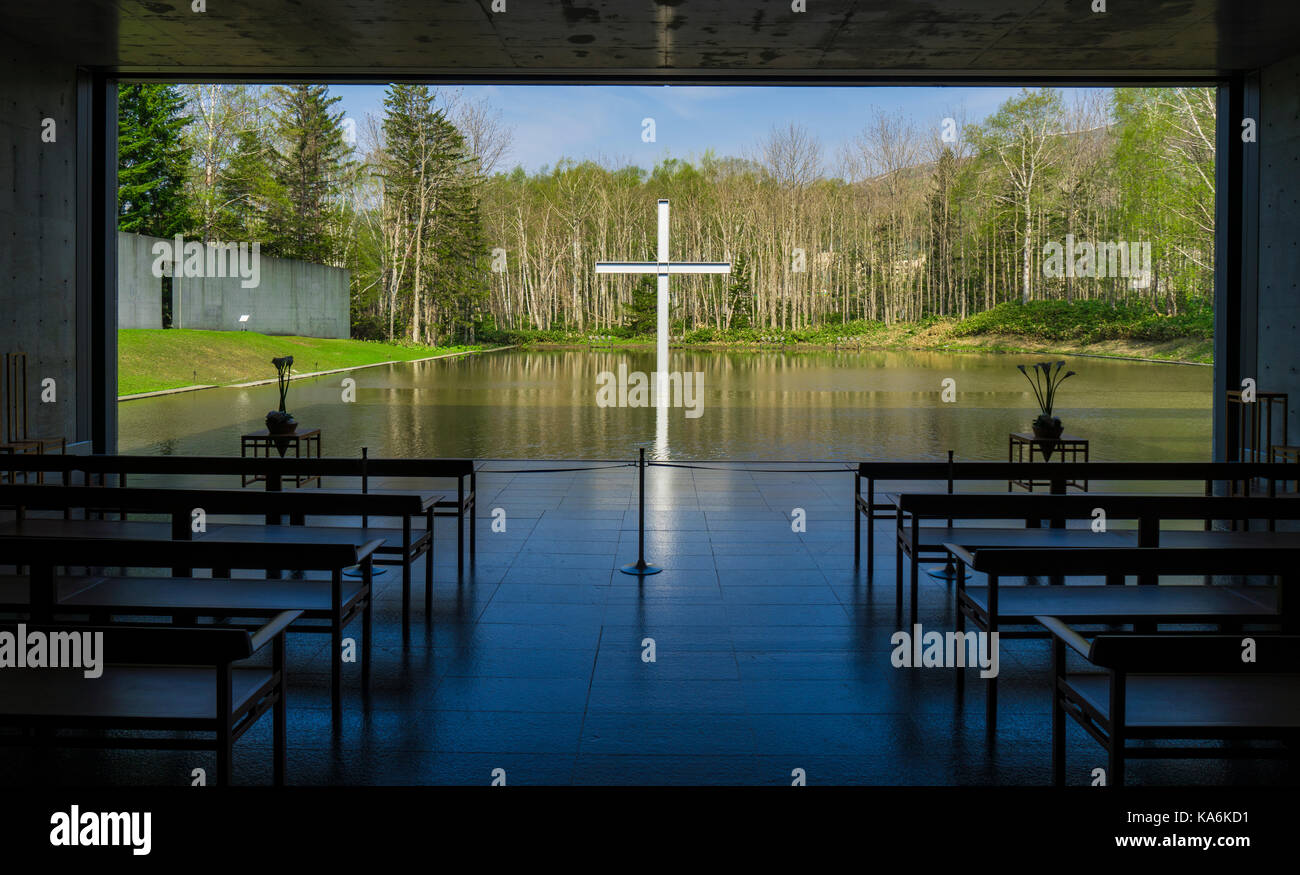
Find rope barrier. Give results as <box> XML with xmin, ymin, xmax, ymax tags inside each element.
<box><xmin>647</xmin><ymin>462</ymin><xmax>854</xmax><ymax>474</ymax></box>
<box><xmin>474</xmin><ymin>463</ymin><xmax>636</xmax><ymax>474</ymax></box>
<box><xmin>473</xmin><ymin>461</ymin><xmax>855</xmax><ymax>475</ymax></box>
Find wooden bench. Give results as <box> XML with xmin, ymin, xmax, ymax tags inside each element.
<box><xmin>0</xmin><ymin>536</ymin><xmax>381</xmax><ymax>724</ymax></box>
<box><xmin>0</xmin><ymin>453</ymin><xmax>479</xmax><ymax>576</ymax></box>
<box><xmin>358</xmin><ymin>455</ymin><xmax>476</xmax><ymax>577</ymax></box>
<box><xmin>1038</xmin><ymin>616</ymin><xmax>1300</xmax><ymax>786</ymax></box>
<box><xmin>896</xmin><ymin>492</ymin><xmax>1300</xmax><ymax>620</ymax></box>
<box><xmin>854</xmin><ymin>460</ymin><xmax>1295</xmax><ymax>569</ymax></box>
<box><xmin>948</xmin><ymin>544</ymin><xmax>1300</xmax><ymax>736</ymax></box>
<box><xmin>0</xmin><ymin>482</ymin><xmax>439</xmax><ymax>628</ymax></box>
<box><xmin>0</xmin><ymin>574</ymin><xmax>103</xmax><ymax>611</ymax></box>
<box><xmin>0</xmin><ymin>611</ymin><xmax>300</xmax><ymax>785</ymax></box>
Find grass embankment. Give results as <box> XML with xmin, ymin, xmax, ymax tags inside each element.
<box><xmin>118</xmin><ymin>329</ymin><xmax>492</xmax><ymax>396</ymax></box>
<box><xmin>490</xmin><ymin>301</ymin><xmax>1214</xmax><ymax>364</ymax></box>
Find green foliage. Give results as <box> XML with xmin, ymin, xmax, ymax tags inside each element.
<box><xmin>117</xmin><ymin>83</ymin><xmax>192</xmax><ymax>236</ymax></box>
<box><xmin>1110</xmin><ymin>88</ymin><xmax>1216</xmax><ymax>304</ymax></box>
<box><xmin>215</xmin><ymin>127</ymin><xmax>280</xmax><ymax>242</ymax></box>
<box><xmin>726</xmin><ymin>253</ymin><xmax>753</xmax><ymax>330</ymax></box>
<box><xmin>370</xmin><ymin>84</ymin><xmax>487</xmax><ymax>344</ymax></box>
<box><xmin>476</xmin><ymin>326</ymin><xmax>577</xmax><ymax>345</ymax></box>
<box><xmin>625</xmin><ymin>275</ymin><xmax>658</xmax><ymax>335</ymax></box>
<box><xmin>265</xmin><ymin>84</ymin><xmax>352</xmax><ymax>263</ymax></box>
<box><xmin>951</xmin><ymin>300</ymin><xmax>1213</xmax><ymax>343</ymax></box>
<box><xmin>117</xmin><ymin>328</ymin><xmax>489</xmax><ymax>396</ymax></box>
<box><xmin>180</xmin><ymin>84</ymin><xmax>267</xmax><ymax>242</ymax></box>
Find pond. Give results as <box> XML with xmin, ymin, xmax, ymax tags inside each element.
<box><xmin>118</xmin><ymin>348</ymin><xmax>1212</xmax><ymax>461</ymax></box>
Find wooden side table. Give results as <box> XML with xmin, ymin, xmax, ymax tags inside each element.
<box><xmin>240</xmin><ymin>427</ymin><xmax>322</xmax><ymax>488</ymax></box>
<box><xmin>1008</xmin><ymin>432</ymin><xmax>1089</xmax><ymax>492</ymax></box>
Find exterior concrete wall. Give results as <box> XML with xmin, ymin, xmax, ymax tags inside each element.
<box><xmin>173</xmin><ymin>244</ymin><xmax>350</xmax><ymax>338</ymax></box>
<box><xmin>0</xmin><ymin>36</ymin><xmax>78</xmax><ymax>443</ymax></box>
<box><xmin>1258</xmin><ymin>53</ymin><xmax>1300</xmax><ymax>445</ymax></box>
<box><xmin>118</xmin><ymin>233</ymin><xmax>350</xmax><ymax>337</ymax></box>
<box><xmin>117</xmin><ymin>232</ymin><xmax>162</xmax><ymax>329</ymax></box>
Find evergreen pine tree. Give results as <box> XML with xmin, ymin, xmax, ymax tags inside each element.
<box><xmin>379</xmin><ymin>84</ymin><xmax>486</xmax><ymax>343</ymax></box>
<box><xmin>117</xmin><ymin>83</ymin><xmax>192</xmax><ymax>237</ymax></box>
<box><xmin>726</xmin><ymin>253</ymin><xmax>753</xmax><ymax>330</ymax></box>
<box><xmin>215</xmin><ymin>127</ymin><xmax>280</xmax><ymax>242</ymax></box>
<box><xmin>626</xmin><ymin>275</ymin><xmax>658</xmax><ymax>337</ymax></box>
<box><xmin>267</xmin><ymin>84</ymin><xmax>351</xmax><ymax>263</ymax></box>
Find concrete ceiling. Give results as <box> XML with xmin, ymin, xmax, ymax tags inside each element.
<box><xmin>10</xmin><ymin>0</ymin><xmax>1300</xmax><ymax>80</ymax></box>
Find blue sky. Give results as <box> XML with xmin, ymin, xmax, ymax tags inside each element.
<box><xmin>332</xmin><ymin>85</ymin><xmax>1108</xmax><ymax>176</ymax></box>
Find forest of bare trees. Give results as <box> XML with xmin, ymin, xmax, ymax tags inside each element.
<box><xmin>475</xmin><ymin>88</ymin><xmax>1215</xmax><ymax>339</ymax></box>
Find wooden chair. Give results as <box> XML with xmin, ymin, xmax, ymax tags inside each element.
<box><xmin>899</xmin><ymin>491</ymin><xmax>1300</xmax><ymax>620</ymax></box>
<box><xmin>0</xmin><ymin>534</ymin><xmax>381</xmax><ymax>726</ymax></box>
<box><xmin>358</xmin><ymin>451</ymin><xmax>476</xmax><ymax>577</ymax></box>
<box><xmin>0</xmin><ymin>481</ymin><xmax>437</xmax><ymax>632</ymax></box>
<box><xmin>0</xmin><ymin>451</ymin><xmax>478</xmax><ymax>577</ymax></box>
<box><xmin>951</xmin><ymin>544</ymin><xmax>1300</xmax><ymax>735</ymax></box>
<box><xmin>0</xmin><ymin>612</ymin><xmax>300</xmax><ymax>785</ymax></box>
<box><xmin>2</xmin><ymin>352</ymin><xmax>66</xmax><ymax>483</ymax></box>
<box><xmin>854</xmin><ymin>460</ymin><xmax>1291</xmax><ymax>570</ymax></box>
<box><xmin>1039</xmin><ymin>616</ymin><xmax>1300</xmax><ymax>786</ymax></box>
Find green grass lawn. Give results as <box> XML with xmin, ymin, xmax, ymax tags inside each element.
<box><xmin>118</xmin><ymin>329</ymin><xmax>489</xmax><ymax>396</ymax></box>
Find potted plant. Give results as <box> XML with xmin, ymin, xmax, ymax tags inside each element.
<box><xmin>265</xmin><ymin>356</ymin><xmax>297</xmax><ymax>440</ymax></box>
<box><xmin>1017</xmin><ymin>361</ymin><xmax>1076</xmax><ymax>446</ymax></box>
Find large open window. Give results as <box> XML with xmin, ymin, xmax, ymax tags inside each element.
<box><xmin>113</xmin><ymin>82</ymin><xmax>1219</xmax><ymax>462</ymax></box>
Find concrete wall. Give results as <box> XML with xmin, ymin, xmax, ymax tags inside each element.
<box><xmin>118</xmin><ymin>233</ymin><xmax>350</xmax><ymax>338</ymax></box>
<box><xmin>171</xmin><ymin>242</ymin><xmax>349</xmax><ymax>338</ymax></box>
<box><xmin>0</xmin><ymin>36</ymin><xmax>79</xmax><ymax>443</ymax></box>
<box><xmin>1257</xmin><ymin>53</ymin><xmax>1300</xmax><ymax>446</ymax></box>
<box><xmin>117</xmin><ymin>232</ymin><xmax>162</xmax><ymax>329</ymax></box>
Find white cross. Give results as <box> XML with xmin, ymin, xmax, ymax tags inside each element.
<box><xmin>596</xmin><ymin>199</ymin><xmax>730</xmax><ymax>407</ymax></box>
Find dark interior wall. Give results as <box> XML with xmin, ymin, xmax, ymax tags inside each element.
<box><xmin>0</xmin><ymin>33</ymin><xmax>81</xmax><ymax>444</ymax></box>
<box><xmin>1257</xmin><ymin>52</ymin><xmax>1300</xmax><ymax>447</ymax></box>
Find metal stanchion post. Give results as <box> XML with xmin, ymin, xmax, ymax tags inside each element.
<box><xmin>620</xmin><ymin>447</ymin><xmax>661</xmax><ymax>576</ymax></box>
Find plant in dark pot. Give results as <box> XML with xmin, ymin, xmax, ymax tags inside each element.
<box><xmin>265</xmin><ymin>356</ymin><xmax>297</xmax><ymax>446</ymax></box>
<box><xmin>1017</xmin><ymin>361</ymin><xmax>1076</xmax><ymax>453</ymax></box>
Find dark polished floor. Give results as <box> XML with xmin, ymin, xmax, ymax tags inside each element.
<box><xmin>2</xmin><ymin>463</ymin><xmax>1294</xmax><ymax>786</ymax></box>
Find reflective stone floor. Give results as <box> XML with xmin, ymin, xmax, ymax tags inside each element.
<box><xmin>2</xmin><ymin>463</ymin><xmax>1294</xmax><ymax>786</ymax></box>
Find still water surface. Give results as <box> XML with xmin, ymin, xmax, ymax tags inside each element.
<box><xmin>118</xmin><ymin>349</ymin><xmax>1211</xmax><ymax>461</ymax></box>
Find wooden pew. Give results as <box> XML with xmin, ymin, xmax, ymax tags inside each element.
<box><xmin>0</xmin><ymin>536</ymin><xmax>381</xmax><ymax>724</ymax></box>
<box><xmin>359</xmin><ymin>455</ymin><xmax>476</xmax><ymax>577</ymax></box>
<box><xmin>896</xmin><ymin>492</ymin><xmax>1300</xmax><ymax>620</ymax></box>
<box><xmin>0</xmin><ymin>611</ymin><xmax>301</xmax><ymax>785</ymax></box>
<box><xmin>947</xmin><ymin>544</ymin><xmax>1300</xmax><ymax>735</ymax></box>
<box><xmin>1037</xmin><ymin>616</ymin><xmax>1300</xmax><ymax>787</ymax></box>
<box><xmin>0</xmin><ymin>453</ymin><xmax>479</xmax><ymax>575</ymax></box>
<box><xmin>853</xmin><ymin>460</ymin><xmax>1294</xmax><ymax>568</ymax></box>
<box><xmin>0</xmin><ymin>482</ymin><xmax>439</xmax><ymax>628</ymax></box>
<box><xmin>0</xmin><ymin>575</ymin><xmax>102</xmax><ymax>611</ymax></box>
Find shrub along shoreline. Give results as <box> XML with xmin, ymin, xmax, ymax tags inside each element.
<box><xmin>482</xmin><ymin>301</ymin><xmax>1214</xmax><ymax>365</ymax></box>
